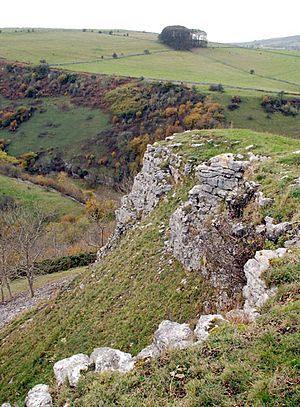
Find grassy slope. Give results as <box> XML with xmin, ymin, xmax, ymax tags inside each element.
<box><xmin>207</xmin><ymin>89</ymin><xmax>300</xmax><ymax>139</ymax></box>
<box><xmin>0</xmin><ymin>129</ymin><xmax>299</xmax><ymax>404</ymax></box>
<box><xmin>0</xmin><ymin>174</ymin><xmax>83</xmax><ymax>216</ymax></box>
<box><xmin>0</xmin><ymin>96</ymin><xmax>110</xmax><ymax>157</ymax></box>
<box><xmin>0</xmin><ymin>30</ymin><xmax>299</xmax><ymax>93</ymax></box>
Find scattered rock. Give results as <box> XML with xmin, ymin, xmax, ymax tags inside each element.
<box><xmin>135</xmin><ymin>344</ymin><xmax>160</xmax><ymax>360</ymax></box>
<box><xmin>194</xmin><ymin>314</ymin><xmax>226</xmax><ymax>342</ymax></box>
<box><xmin>25</xmin><ymin>384</ymin><xmax>52</xmax><ymax>407</ymax></box>
<box><xmin>0</xmin><ymin>278</ymin><xmax>74</xmax><ymax>329</ymax></box>
<box><xmin>284</xmin><ymin>230</ymin><xmax>300</xmax><ymax>248</ymax></box>
<box><xmin>53</xmin><ymin>354</ymin><xmax>90</xmax><ymax>387</ymax></box>
<box><xmin>265</xmin><ymin>216</ymin><xmax>294</xmax><ymax>240</ymax></box>
<box><xmin>256</xmin><ymin>191</ymin><xmax>273</xmax><ymax>207</ymax></box>
<box><xmin>245</xmin><ymin>144</ymin><xmax>254</xmax><ymax>150</ymax></box>
<box><xmin>1</xmin><ymin>403</ymin><xmax>12</xmax><ymax>407</ymax></box>
<box><xmin>153</xmin><ymin>320</ymin><xmax>193</xmax><ymax>351</ymax></box>
<box><xmin>90</xmin><ymin>347</ymin><xmax>135</xmax><ymax>373</ymax></box>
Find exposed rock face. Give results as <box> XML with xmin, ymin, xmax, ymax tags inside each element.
<box><xmin>90</xmin><ymin>347</ymin><xmax>135</xmax><ymax>373</ymax></box>
<box><xmin>243</xmin><ymin>248</ymin><xmax>286</xmax><ymax>321</ymax></box>
<box><xmin>97</xmin><ymin>143</ymin><xmax>184</xmax><ymax>260</ymax></box>
<box><xmin>194</xmin><ymin>314</ymin><xmax>225</xmax><ymax>342</ymax></box>
<box><xmin>25</xmin><ymin>384</ymin><xmax>52</xmax><ymax>407</ymax></box>
<box><xmin>116</xmin><ymin>145</ymin><xmax>173</xmax><ymax>226</ymax></box>
<box><xmin>169</xmin><ymin>154</ymin><xmax>249</xmax><ymax>272</ymax></box>
<box><xmin>53</xmin><ymin>354</ymin><xmax>90</xmax><ymax>387</ymax></box>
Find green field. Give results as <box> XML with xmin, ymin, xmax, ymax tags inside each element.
<box><xmin>0</xmin><ymin>174</ymin><xmax>83</xmax><ymax>216</ymax></box>
<box><xmin>0</xmin><ymin>29</ymin><xmax>299</xmax><ymax>93</ymax></box>
<box><xmin>0</xmin><ymin>96</ymin><xmax>110</xmax><ymax>157</ymax></box>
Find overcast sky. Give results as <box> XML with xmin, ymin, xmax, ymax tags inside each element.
<box><xmin>1</xmin><ymin>0</ymin><xmax>299</xmax><ymax>43</ymax></box>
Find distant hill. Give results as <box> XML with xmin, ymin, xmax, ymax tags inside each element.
<box><xmin>233</xmin><ymin>35</ymin><xmax>300</xmax><ymax>50</ymax></box>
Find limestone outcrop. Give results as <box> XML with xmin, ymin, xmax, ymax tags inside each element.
<box><xmin>243</xmin><ymin>248</ymin><xmax>287</xmax><ymax>321</ymax></box>
<box><xmin>25</xmin><ymin>384</ymin><xmax>52</xmax><ymax>407</ymax></box>
<box><xmin>97</xmin><ymin>143</ymin><xmax>185</xmax><ymax>260</ymax></box>
<box><xmin>90</xmin><ymin>347</ymin><xmax>135</xmax><ymax>373</ymax></box>
<box><xmin>53</xmin><ymin>354</ymin><xmax>90</xmax><ymax>387</ymax></box>
<box><xmin>169</xmin><ymin>153</ymin><xmax>250</xmax><ymax>272</ymax></box>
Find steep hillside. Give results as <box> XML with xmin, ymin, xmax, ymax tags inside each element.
<box><xmin>0</xmin><ymin>129</ymin><xmax>299</xmax><ymax>405</ymax></box>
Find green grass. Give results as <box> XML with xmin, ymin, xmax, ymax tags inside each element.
<box><xmin>0</xmin><ymin>174</ymin><xmax>83</xmax><ymax>216</ymax></box>
<box><xmin>61</xmin><ymin>48</ymin><xmax>300</xmax><ymax>93</ymax></box>
<box><xmin>0</xmin><ymin>96</ymin><xmax>110</xmax><ymax>157</ymax></box>
<box><xmin>3</xmin><ymin>267</ymin><xmax>86</xmax><ymax>297</ymax></box>
<box><xmin>0</xmin><ymin>29</ymin><xmax>299</xmax><ymax>93</ymax></box>
<box><xmin>0</xmin><ymin>30</ymin><xmax>164</xmax><ymax>64</ymax></box>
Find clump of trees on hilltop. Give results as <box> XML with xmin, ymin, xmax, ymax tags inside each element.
<box><xmin>159</xmin><ymin>25</ymin><xmax>207</xmax><ymax>50</ymax></box>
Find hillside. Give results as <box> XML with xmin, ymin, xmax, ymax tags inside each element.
<box><xmin>0</xmin><ymin>29</ymin><xmax>299</xmax><ymax>93</ymax></box>
<box><xmin>234</xmin><ymin>34</ymin><xmax>300</xmax><ymax>50</ymax></box>
<box><xmin>0</xmin><ymin>174</ymin><xmax>83</xmax><ymax>217</ymax></box>
<box><xmin>0</xmin><ymin>128</ymin><xmax>299</xmax><ymax>405</ymax></box>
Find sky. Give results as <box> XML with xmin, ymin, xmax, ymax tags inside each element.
<box><xmin>0</xmin><ymin>0</ymin><xmax>299</xmax><ymax>43</ymax></box>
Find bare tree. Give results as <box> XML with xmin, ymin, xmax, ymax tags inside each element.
<box><xmin>9</xmin><ymin>206</ymin><xmax>48</xmax><ymax>298</ymax></box>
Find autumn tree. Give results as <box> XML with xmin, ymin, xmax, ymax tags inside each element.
<box><xmin>85</xmin><ymin>198</ymin><xmax>116</xmax><ymax>247</ymax></box>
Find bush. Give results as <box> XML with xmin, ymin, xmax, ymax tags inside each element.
<box><xmin>209</xmin><ymin>84</ymin><xmax>224</xmax><ymax>92</ymax></box>
<box><xmin>227</xmin><ymin>103</ymin><xmax>240</xmax><ymax>111</ymax></box>
<box><xmin>112</xmin><ymin>53</ymin><xmax>118</xmax><ymax>59</ymax></box>
<box><xmin>35</xmin><ymin>252</ymin><xmax>96</xmax><ymax>274</ymax></box>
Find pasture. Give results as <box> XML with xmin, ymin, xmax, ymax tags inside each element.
<box><xmin>0</xmin><ymin>29</ymin><xmax>299</xmax><ymax>93</ymax></box>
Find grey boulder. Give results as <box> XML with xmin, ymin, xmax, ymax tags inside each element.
<box><xmin>25</xmin><ymin>384</ymin><xmax>52</xmax><ymax>407</ymax></box>
<box><xmin>135</xmin><ymin>344</ymin><xmax>160</xmax><ymax>360</ymax></box>
<box><xmin>53</xmin><ymin>353</ymin><xmax>90</xmax><ymax>387</ymax></box>
<box><xmin>153</xmin><ymin>320</ymin><xmax>193</xmax><ymax>351</ymax></box>
<box><xmin>90</xmin><ymin>347</ymin><xmax>135</xmax><ymax>373</ymax></box>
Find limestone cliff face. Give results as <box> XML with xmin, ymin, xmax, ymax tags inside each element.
<box><xmin>97</xmin><ymin>139</ymin><xmax>294</xmax><ymax>309</ymax></box>
<box><xmin>97</xmin><ymin>143</ymin><xmax>190</xmax><ymax>259</ymax></box>
<box><xmin>169</xmin><ymin>153</ymin><xmax>249</xmax><ymax>272</ymax></box>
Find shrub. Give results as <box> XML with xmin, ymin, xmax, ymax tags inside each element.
<box><xmin>227</xmin><ymin>103</ymin><xmax>240</xmax><ymax>111</ymax></box>
<box><xmin>112</xmin><ymin>53</ymin><xmax>118</xmax><ymax>59</ymax></box>
<box><xmin>33</xmin><ymin>252</ymin><xmax>97</xmax><ymax>275</ymax></box>
<box><xmin>209</xmin><ymin>84</ymin><xmax>224</xmax><ymax>92</ymax></box>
